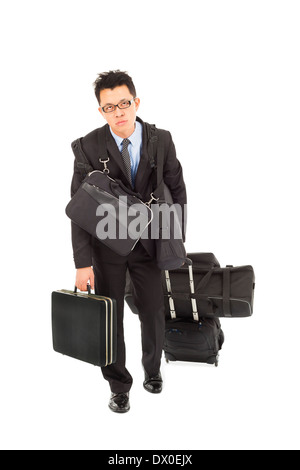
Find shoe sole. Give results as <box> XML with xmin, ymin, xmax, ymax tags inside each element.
<box><xmin>108</xmin><ymin>404</ymin><xmax>130</xmax><ymax>413</ymax></box>
<box><xmin>143</xmin><ymin>384</ymin><xmax>163</xmax><ymax>394</ymax></box>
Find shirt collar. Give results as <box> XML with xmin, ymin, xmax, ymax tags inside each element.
<box><xmin>110</xmin><ymin>121</ymin><xmax>142</xmax><ymax>149</ymax></box>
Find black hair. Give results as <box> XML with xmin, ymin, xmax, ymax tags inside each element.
<box><xmin>93</xmin><ymin>70</ymin><xmax>137</xmax><ymax>104</ymax></box>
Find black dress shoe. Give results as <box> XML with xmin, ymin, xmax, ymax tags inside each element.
<box><xmin>143</xmin><ymin>371</ymin><xmax>163</xmax><ymax>394</ymax></box>
<box><xmin>108</xmin><ymin>392</ymin><xmax>130</xmax><ymax>413</ymax></box>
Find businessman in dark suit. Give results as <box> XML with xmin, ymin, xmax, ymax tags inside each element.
<box><xmin>71</xmin><ymin>71</ymin><xmax>187</xmax><ymax>413</ymax></box>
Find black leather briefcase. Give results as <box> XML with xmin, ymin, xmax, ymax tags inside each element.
<box><xmin>52</xmin><ymin>289</ymin><xmax>117</xmax><ymax>367</ymax></box>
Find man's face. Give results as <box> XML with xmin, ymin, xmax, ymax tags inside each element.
<box><xmin>98</xmin><ymin>85</ymin><xmax>140</xmax><ymax>138</ymax></box>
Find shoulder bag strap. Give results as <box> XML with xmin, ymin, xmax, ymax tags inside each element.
<box><xmin>145</xmin><ymin>123</ymin><xmax>165</xmax><ymax>201</ymax></box>
<box><xmin>97</xmin><ymin>125</ymin><xmax>110</xmax><ymax>161</ymax></box>
<box><xmin>96</xmin><ymin>125</ymin><xmax>111</xmax><ymax>174</ymax></box>
<box><xmin>71</xmin><ymin>138</ymin><xmax>94</xmax><ymax>179</ymax></box>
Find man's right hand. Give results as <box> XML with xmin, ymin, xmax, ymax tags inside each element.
<box><xmin>75</xmin><ymin>267</ymin><xmax>95</xmax><ymax>291</ymax></box>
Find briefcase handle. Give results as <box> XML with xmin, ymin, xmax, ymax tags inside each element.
<box><xmin>74</xmin><ymin>284</ymin><xmax>92</xmax><ymax>295</ymax></box>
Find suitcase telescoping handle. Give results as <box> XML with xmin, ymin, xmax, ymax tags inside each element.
<box><xmin>165</xmin><ymin>258</ymin><xmax>200</xmax><ymax>322</ymax></box>
<box><xmin>185</xmin><ymin>258</ymin><xmax>199</xmax><ymax>322</ymax></box>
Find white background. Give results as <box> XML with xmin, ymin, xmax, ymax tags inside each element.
<box><xmin>0</xmin><ymin>0</ymin><xmax>299</xmax><ymax>450</ymax></box>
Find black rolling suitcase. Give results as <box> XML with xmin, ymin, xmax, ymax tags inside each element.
<box><xmin>164</xmin><ymin>259</ymin><xmax>225</xmax><ymax>367</ymax></box>
<box><xmin>52</xmin><ymin>287</ymin><xmax>117</xmax><ymax>367</ymax></box>
<box><xmin>164</xmin><ymin>317</ymin><xmax>224</xmax><ymax>366</ymax></box>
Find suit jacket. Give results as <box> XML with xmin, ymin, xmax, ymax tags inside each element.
<box><xmin>70</xmin><ymin>116</ymin><xmax>187</xmax><ymax>268</ymax></box>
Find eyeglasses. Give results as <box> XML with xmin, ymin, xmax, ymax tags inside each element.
<box><xmin>101</xmin><ymin>98</ymin><xmax>136</xmax><ymax>114</ymax></box>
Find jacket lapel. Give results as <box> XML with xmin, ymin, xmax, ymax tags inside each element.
<box><xmin>104</xmin><ymin>125</ymin><xmax>130</xmax><ymax>182</ymax></box>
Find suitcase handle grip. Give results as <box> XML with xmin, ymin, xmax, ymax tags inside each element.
<box><xmin>74</xmin><ymin>284</ymin><xmax>92</xmax><ymax>295</ymax></box>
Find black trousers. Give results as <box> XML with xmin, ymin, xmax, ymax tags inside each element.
<box><xmin>92</xmin><ymin>241</ymin><xmax>165</xmax><ymax>394</ymax></box>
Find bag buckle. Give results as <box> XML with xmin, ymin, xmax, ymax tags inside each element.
<box><xmin>146</xmin><ymin>192</ymin><xmax>159</xmax><ymax>207</ymax></box>
<box><xmin>99</xmin><ymin>157</ymin><xmax>110</xmax><ymax>174</ymax></box>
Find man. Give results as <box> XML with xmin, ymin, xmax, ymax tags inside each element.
<box><xmin>70</xmin><ymin>70</ymin><xmax>187</xmax><ymax>413</ymax></box>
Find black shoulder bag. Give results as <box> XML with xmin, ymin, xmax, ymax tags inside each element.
<box><xmin>66</xmin><ymin>127</ymin><xmax>153</xmax><ymax>257</ymax></box>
